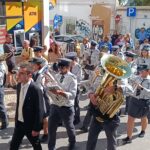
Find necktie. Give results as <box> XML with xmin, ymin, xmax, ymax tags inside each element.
<box><xmin>60</xmin><ymin>75</ymin><xmax>65</xmax><ymax>83</ymax></box>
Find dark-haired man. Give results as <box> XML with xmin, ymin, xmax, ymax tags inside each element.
<box><xmin>10</xmin><ymin>63</ymin><xmax>44</xmax><ymax>150</ymax></box>
<box><xmin>48</xmin><ymin>58</ymin><xmax>77</xmax><ymax>150</ymax></box>
<box><xmin>3</xmin><ymin>34</ymin><xmax>16</xmax><ymax>87</ymax></box>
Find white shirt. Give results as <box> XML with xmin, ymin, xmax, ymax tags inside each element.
<box><xmin>51</xmin><ymin>72</ymin><xmax>77</xmax><ymax>107</ymax></box>
<box><xmin>18</xmin><ymin>80</ymin><xmax>31</xmax><ymax>122</ymax></box>
<box><xmin>71</xmin><ymin>63</ymin><xmax>82</xmax><ymax>83</ymax></box>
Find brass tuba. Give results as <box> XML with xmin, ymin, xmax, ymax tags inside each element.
<box><xmin>95</xmin><ymin>54</ymin><xmax>131</xmax><ymax>122</ymax></box>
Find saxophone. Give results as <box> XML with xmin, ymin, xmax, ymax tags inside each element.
<box><xmin>95</xmin><ymin>54</ymin><xmax>131</xmax><ymax>122</ymax></box>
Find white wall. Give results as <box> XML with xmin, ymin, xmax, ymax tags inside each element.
<box><xmin>50</xmin><ymin>4</ymin><xmax>91</xmax><ymax>24</ymax></box>
<box><xmin>50</xmin><ymin>0</ymin><xmax>117</xmax><ymax>35</ymax></box>
<box><xmin>117</xmin><ymin>7</ymin><xmax>150</xmax><ymax>41</ymax></box>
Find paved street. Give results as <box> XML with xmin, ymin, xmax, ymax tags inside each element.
<box><xmin>0</xmin><ymin>89</ymin><xmax>150</xmax><ymax>150</ymax></box>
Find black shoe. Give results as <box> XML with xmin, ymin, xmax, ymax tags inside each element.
<box><xmin>40</xmin><ymin>134</ymin><xmax>48</xmax><ymax>142</ymax></box>
<box><xmin>138</xmin><ymin>131</ymin><xmax>145</xmax><ymax>138</ymax></box>
<box><xmin>122</xmin><ymin>137</ymin><xmax>132</xmax><ymax>144</ymax></box>
<box><xmin>0</xmin><ymin>122</ymin><xmax>9</xmax><ymax>130</ymax></box>
<box><xmin>68</xmin><ymin>143</ymin><xmax>76</xmax><ymax>150</ymax></box>
<box><xmin>80</xmin><ymin>126</ymin><xmax>88</xmax><ymax>133</ymax></box>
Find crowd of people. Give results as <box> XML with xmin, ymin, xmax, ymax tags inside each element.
<box><xmin>0</xmin><ymin>29</ymin><xmax>150</xmax><ymax>150</ymax></box>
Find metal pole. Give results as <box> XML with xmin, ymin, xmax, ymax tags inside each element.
<box><xmin>42</xmin><ymin>0</ymin><xmax>50</xmax><ymax>48</ymax></box>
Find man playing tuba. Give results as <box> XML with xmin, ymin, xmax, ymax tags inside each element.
<box><xmin>86</xmin><ymin>77</ymin><xmax>121</xmax><ymax>150</ymax></box>
<box><xmin>86</xmin><ymin>54</ymin><xmax>131</xmax><ymax>150</ymax></box>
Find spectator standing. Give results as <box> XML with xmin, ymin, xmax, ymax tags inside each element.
<box><xmin>48</xmin><ymin>42</ymin><xmax>62</xmax><ymax>63</ymax></box>
<box><xmin>138</xmin><ymin>27</ymin><xmax>147</xmax><ymax>44</ymax></box>
<box><xmin>98</xmin><ymin>36</ymin><xmax>112</xmax><ymax>53</ymax></box>
<box><xmin>3</xmin><ymin>34</ymin><xmax>16</xmax><ymax>87</ymax></box>
<box><xmin>21</xmin><ymin>40</ymin><xmax>34</xmax><ymax>62</ymax></box>
<box><xmin>111</xmin><ymin>30</ymin><xmax>119</xmax><ymax>46</ymax></box>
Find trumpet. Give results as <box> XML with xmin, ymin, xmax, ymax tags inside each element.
<box><xmin>127</xmin><ymin>76</ymin><xmax>145</xmax><ymax>93</ymax></box>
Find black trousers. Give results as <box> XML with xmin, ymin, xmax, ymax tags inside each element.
<box><xmin>82</xmin><ymin>103</ymin><xmax>93</xmax><ymax>129</ymax></box>
<box><xmin>10</xmin><ymin>121</ymin><xmax>42</xmax><ymax>150</ymax></box>
<box><xmin>86</xmin><ymin>117</ymin><xmax>119</xmax><ymax>150</ymax></box>
<box><xmin>48</xmin><ymin>104</ymin><xmax>76</xmax><ymax>150</ymax></box>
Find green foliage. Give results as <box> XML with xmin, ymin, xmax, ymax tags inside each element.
<box><xmin>118</xmin><ymin>0</ymin><xmax>150</xmax><ymax>6</ymax></box>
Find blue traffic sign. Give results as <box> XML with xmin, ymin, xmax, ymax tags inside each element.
<box><xmin>127</xmin><ymin>7</ymin><xmax>136</xmax><ymax>17</ymax></box>
<box><xmin>53</xmin><ymin>15</ymin><xmax>63</xmax><ymax>29</ymax></box>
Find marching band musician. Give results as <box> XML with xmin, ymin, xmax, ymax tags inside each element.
<box><xmin>136</xmin><ymin>45</ymin><xmax>150</xmax><ymax>67</ymax></box>
<box><xmin>112</xmin><ymin>45</ymin><xmax>120</xmax><ymax>56</ymax></box>
<box><xmin>112</xmin><ymin>45</ymin><xmax>124</xmax><ymax>59</ymax></box>
<box><xmin>123</xmin><ymin>51</ymin><xmax>138</xmax><ymax>114</ymax></box>
<box><xmin>80</xmin><ymin>48</ymin><xmax>108</xmax><ymax>133</ymax></box>
<box><xmin>33</xmin><ymin>46</ymin><xmax>48</xmax><ymax>66</ymax></box>
<box><xmin>48</xmin><ymin>58</ymin><xmax>77</xmax><ymax>150</ymax></box>
<box><xmin>80</xmin><ymin>63</ymin><xmax>102</xmax><ymax>133</ymax></box>
<box><xmin>86</xmin><ymin>71</ymin><xmax>121</xmax><ymax>150</ymax></box>
<box><xmin>82</xmin><ymin>40</ymin><xmax>100</xmax><ymax>81</ymax></box>
<box><xmin>83</xmin><ymin>40</ymin><xmax>100</xmax><ymax>70</ymax></box>
<box><xmin>65</xmin><ymin>52</ymin><xmax>82</xmax><ymax>125</ymax></box>
<box><xmin>0</xmin><ymin>60</ymin><xmax>8</xmax><ymax>129</ymax></box>
<box><xmin>29</xmin><ymin>57</ymin><xmax>50</xmax><ymax>143</ymax></box>
<box><xmin>122</xmin><ymin>64</ymin><xmax>150</xmax><ymax>144</ymax></box>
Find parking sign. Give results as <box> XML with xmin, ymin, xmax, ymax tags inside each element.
<box><xmin>127</xmin><ymin>7</ymin><xmax>136</xmax><ymax>17</ymax></box>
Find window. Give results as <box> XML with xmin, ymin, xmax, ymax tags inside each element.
<box><xmin>66</xmin><ymin>17</ymin><xmax>76</xmax><ymax>34</ymax></box>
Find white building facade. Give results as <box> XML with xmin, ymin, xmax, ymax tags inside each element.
<box><xmin>116</xmin><ymin>6</ymin><xmax>150</xmax><ymax>41</ymax></box>
<box><xmin>50</xmin><ymin>0</ymin><xmax>117</xmax><ymax>38</ymax></box>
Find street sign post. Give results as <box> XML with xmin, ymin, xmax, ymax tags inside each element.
<box><xmin>127</xmin><ymin>7</ymin><xmax>136</xmax><ymax>17</ymax></box>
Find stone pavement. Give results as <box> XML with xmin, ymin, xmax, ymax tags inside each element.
<box><xmin>0</xmin><ymin>88</ymin><xmax>150</xmax><ymax>150</ymax></box>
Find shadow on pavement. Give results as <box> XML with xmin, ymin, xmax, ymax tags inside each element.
<box><xmin>0</xmin><ymin>127</ymin><xmax>14</xmax><ymax>139</ymax></box>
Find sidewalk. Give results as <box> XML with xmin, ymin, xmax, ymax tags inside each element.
<box><xmin>1</xmin><ymin>89</ymin><xmax>150</xmax><ymax>150</ymax></box>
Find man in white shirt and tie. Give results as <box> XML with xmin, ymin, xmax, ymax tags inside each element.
<box><xmin>48</xmin><ymin>58</ymin><xmax>77</xmax><ymax>150</ymax></box>
<box><xmin>10</xmin><ymin>63</ymin><xmax>44</xmax><ymax>150</ymax></box>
